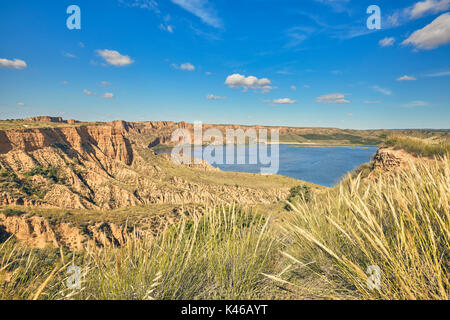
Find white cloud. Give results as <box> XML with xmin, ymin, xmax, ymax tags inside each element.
<box><xmin>316</xmin><ymin>93</ymin><xmax>350</xmax><ymax>104</ymax></box>
<box><xmin>159</xmin><ymin>24</ymin><xmax>174</xmax><ymax>33</ymax></box>
<box><xmin>171</xmin><ymin>0</ymin><xmax>222</xmax><ymax>28</ymax></box>
<box><xmin>397</xmin><ymin>75</ymin><xmax>417</xmax><ymax>81</ymax></box>
<box><xmin>172</xmin><ymin>62</ymin><xmax>195</xmax><ymax>71</ymax></box>
<box><xmin>372</xmin><ymin>85</ymin><xmax>392</xmax><ymax>95</ymax></box>
<box><xmin>379</xmin><ymin>37</ymin><xmax>396</xmax><ymax>47</ymax></box>
<box><xmin>206</xmin><ymin>94</ymin><xmax>226</xmax><ymax>100</ymax></box>
<box><xmin>272</xmin><ymin>98</ymin><xmax>297</xmax><ymax>105</ymax></box>
<box><xmin>364</xmin><ymin>100</ymin><xmax>381</xmax><ymax>104</ymax></box>
<box><xmin>96</xmin><ymin>49</ymin><xmax>134</xmax><ymax>66</ymax></box>
<box><xmin>83</xmin><ymin>89</ymin><xmax>96</xmax><ymax>96</ymax></box>
<box><xmin>17</xmin><ymin>102</ymin><xmax>25</xmax><ymax>106</ymax></box>
<box><xmin>304</xmin><ymin>85</ymin><xmax>311</xmax><ymax>89</ymax></box>
<box><xmin>404</xmin><ymin>100</ymin><xmax>430</xmax><ymax>107</ymax></box>
<box><xmin>122</xmin><ymin>0</ymin><xmax>160</xmax><ymax>13</ymax></box>
<box><xmin>205</xmin><ymin>71</ymin><xmax>212</xmax><ymax>75</ymax></box>
<box><xmin>0</xmin><ymin>58</ymin><xmax>27</xmax><ymax>69</ymax></box>
<box><xmin>61</xmin><ymin>81</ymin><xmax>69</xmax><ymax>85</ymax></box>
<box><xmin>426</xmin><ymin>70</ymin><xmax>450</xmax><ymax>77</ymax></box>
<box><xmin>180</xmin><ymin>62</ymin><xmax>195</xmax><ymax>71</ymax></box>
<box><xmin>102</xmin><ymin>93</ymin><xmax>115</xmax><ymax>99</ymax></box>
<box><xmin>225</xmin><ymin>74</ymin><xmax>273</xmax><ymax>93</ymax></box>
<box><xmin>62</xmin><ymin>52</ymin><xmax>77</xmax><ymax>58</ymax></box>
<box><xmin>100</xmin><ymin>81</ymin><xmax>112</xmax><ymax>87</ymax></box>
<box><xmin>410</xmin><ymin>0</ymin><xmax>450</xmax><ymax>19</ymax></box>
<box><xmin>290</xmin><ymin>85</ymin><xmax>297</xmax><ymax>91</ymax></box>
<box><xmin>402</xmin><ymin>13</ymin><xmax>450</xmax><ymax>50</ymax></box>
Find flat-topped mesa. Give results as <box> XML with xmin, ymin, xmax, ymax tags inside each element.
<box><xmin>25</xmin><ymin>116</ymin><xmax>78</xmax><ymax>124</ymax></box>
<box><xmin>25</xmin><ymin>116</ymin><xmax>65</xmax><ymax>123</ymax></box>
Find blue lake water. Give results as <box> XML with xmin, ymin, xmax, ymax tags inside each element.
<box><xmin>157</xmin><ymin>145</ymin><xmax>378</xmax><ymax>187</ymax></box>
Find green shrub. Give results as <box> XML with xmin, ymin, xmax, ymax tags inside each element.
<box><xmin>26</xmin><ymin>166</ymin><xmax>60</xmax><ymax>183</ymax></box>
<box><xmin>2</xmin><ymin>209</ymin><xmax>26</xmax><ymax>217</ymax></box>
<box><xmin>285</xmin><ymin>185</ymin><xmax>313</xmax><ymax>210</ymax></box>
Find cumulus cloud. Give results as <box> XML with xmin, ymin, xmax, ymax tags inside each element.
<box><xmin>316</xmin><ymin>93</ymin><xmax>350</xmax><ymax>104</ymax></box>
<box><xmin>180</xmin><ymin>62</ymin><xmax>195</xmax><ymax>71</ymax></box>
<box><xmin>402</xmin><ymin>13</ymin><xmax>450</xmax><ymax>50</ymax></box>
<box><xmin>171</xmin><ymin>0</ymin><xmax>222</xmax><ymax>28</ymax></box>
<box><xmin>272</xmin><ymin>98</ymin><xmax>297</xmax><ymax>105</ymax></box>
<box><xmin>397</xmin><ymin>75</ymin><xmax>417</xmax><ymax>81</ymax></box>
<box><xmin>225</xmin><ymin>74</ymin><xmax>273</xmax><ymax>93</ymax></box>
<box><xmin>372</xmin><ymin>85</ymin><xmax>392</xmax><ymax>96</ymax></box>
<box><xmin>379</xmin><ymin>37</ymin><xmax>396</xmax><ymax>47</ymax></box>
<box><xmin>96</xmin><ymin>49</ymin><xmax>134</xmax><ymax>66</ymax></box>
<box><xmin>206</xmin><ymin>94</ymin><xmax>226</xmax><ymax>100</ymax></box>
<box><xmin>410</xmin><ymin>0</ymin><xmax>450</xmax><ymax>19</ymax></box>
<box><xmin>83</xmin><ymin>89</ymin><xmax>96</xmax><ymax>96</ymax></box>
<box><xmin>0</xmin><ymin>58</ymin><xmax>27</xmax><ymax>69</ymax></box>
<box><xmin>102</xmin><ymin>93</ymin><xmax>115</xmax><ymax>99</ymax></box>
<box><xmin>172</xmin><ymin>62</ymin><xmax>195</xmax><ymax>71</ymax></box>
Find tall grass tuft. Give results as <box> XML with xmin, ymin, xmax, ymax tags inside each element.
<box><xmin>32</xmin><ymin>206</ymin><xmax>276</xmax><ymax>300</ymax></box>
<box><xmin>279</xmin><ymin>158</ymin><xmax>449</xmax><ymax>300</ymax></box>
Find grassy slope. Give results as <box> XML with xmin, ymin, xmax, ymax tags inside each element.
<box><xmin>385</xmin><ymin>133</ymin><xmax>450</xmax><ymax>157</ymax></box>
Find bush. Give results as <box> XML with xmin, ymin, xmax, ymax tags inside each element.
<box><xmin>285</xmin><ymin>185</ymin><xmax>313</xmax><ymax>210</ymax></box>
<box><xmin>26</xmin><ymin>166</ymin><xmax>60</xmax><ymax>183</ymax></box>
<box><xmin>2</xmin><ymin>209</ymin><xmax>25</xmax><ymax>217</ymax></box>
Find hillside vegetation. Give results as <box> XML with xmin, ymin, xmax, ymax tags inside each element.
<box><xmin>386</xmin><ymin>134</ymin><xmax>450</xmax><ymax>157</ymax></box>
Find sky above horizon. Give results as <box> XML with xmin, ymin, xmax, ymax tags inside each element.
<box><xmin>0</xmin><ymin>0</ymin><xmax>449</xmax><ymax>129</ymax></box>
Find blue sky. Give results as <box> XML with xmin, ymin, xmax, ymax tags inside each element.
<box><xmin>0</xmin><ymin>0</ymin><xmax>449</xmax><ymax>129</ymax></box>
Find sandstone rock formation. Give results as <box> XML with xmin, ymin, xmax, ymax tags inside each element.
<box><xmin>0</xmin><ymin>118</ymin><xmax>293</xmax><ymax>211</ymax></box>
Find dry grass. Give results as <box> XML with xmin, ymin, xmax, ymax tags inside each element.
<box><xmin>275</xmin><ymin>158</ymin><xmax>449</xmax><ymax>300</ymax></box>
<box><xmin>1</xmin><ymin>155</ymin><xmax>449</xmax><ymax>300</ymax></box>
<box><xmin>386</xmin><ymin>134</ymin><xmax>450</xmax><ymax>157</ymax></box>
<box><xmin>1</xmin><ymin>206</ymin><xmax>279</xmax><ymax>300</ymax></box>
